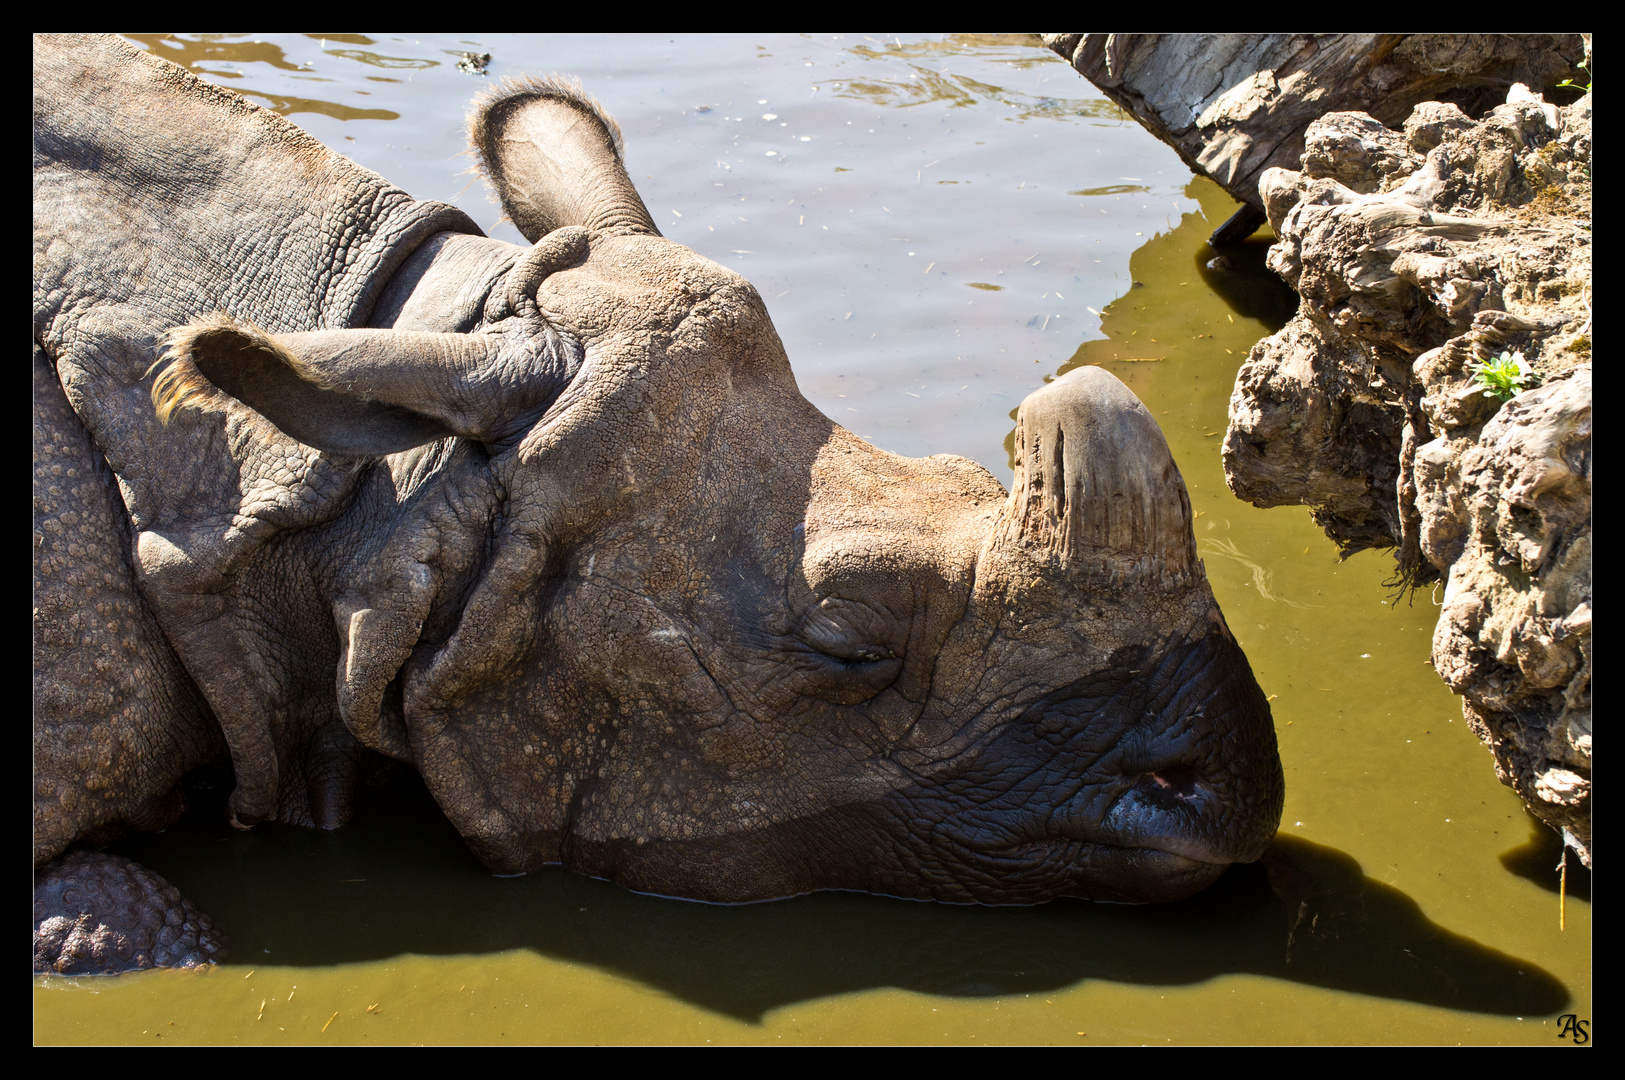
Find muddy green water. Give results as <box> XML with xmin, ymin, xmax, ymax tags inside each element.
<box><xmin>36</xmin><ymin>33</ymin><xmax>1589</xmax><ymax>1045</ymax></box>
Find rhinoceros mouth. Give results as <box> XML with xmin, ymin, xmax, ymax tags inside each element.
<box><xmin>981</xmin><ymin>836</ymin><xmax>1234</xmax><ymax>904</ymax></box>
<box><xmin>1118</xmin><ymin>836</ymin><xmax>1234</xmax><ymax>865</ymax></box>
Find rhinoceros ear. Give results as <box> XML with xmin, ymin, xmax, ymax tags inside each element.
<box><xmin>468</xmin><ymin>74</ymin><xmax>660</xmax><ymax>241</ymax></box>
<box><xmin>152</xmin><ymin>313</ymin><xmax>572</xmax><ymax>455</ymax></box>
<box><xmin>153</xmin><ymin>315</ymin><xmax>459</xmax><ymax>455</ymax></box>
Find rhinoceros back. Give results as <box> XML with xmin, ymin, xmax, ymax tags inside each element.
<box><xmin>33</xmin><ymin>33</ymin><xmax>480</xmax><ymax>348</ymax></box>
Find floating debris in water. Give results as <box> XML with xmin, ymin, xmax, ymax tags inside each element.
<box><xmin>455</xmin><ymin>52</ymin><xmax>491</xmax><ymax>76</ymax></box>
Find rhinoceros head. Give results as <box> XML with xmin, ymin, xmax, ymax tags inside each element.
<box><xmin>149</xmin><ymin>77</ymin><xmax>1282</xmax><ymax>904</ymax></box>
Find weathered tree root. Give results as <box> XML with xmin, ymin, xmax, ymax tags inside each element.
<box><xmin>1229</xmin><ymin>87</ymin><xmax>1591</xmax><ymax>864</ymax></box>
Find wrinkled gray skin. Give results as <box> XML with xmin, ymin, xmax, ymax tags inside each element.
<box><xmin>34</xmin><ymin>36</ymin><xmax>1283</xmax><ymax>969</ymax></box>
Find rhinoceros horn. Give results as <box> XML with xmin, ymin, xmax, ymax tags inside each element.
<box><xmin>996</xmin><ymin>366</ymin><xmax>1198</xmax><ymax>589</ymax></box>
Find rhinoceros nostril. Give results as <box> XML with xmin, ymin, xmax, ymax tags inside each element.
<box><xmin>1141</xmin><ymin>763</ymin><xmax>1200</xmax><ymax>803</ymax></box>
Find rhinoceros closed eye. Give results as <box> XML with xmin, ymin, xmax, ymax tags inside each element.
<box><xmin>797</xmin><ymin>600</ymin><xmax>900</xmax><ymax>663</ymax></box>
<box><xmin>847</xmin><ymin>647</ymin><xmax>892</xmax><ymax>664</ymax></box>
<box><xmin>808</xmin><ymin>640</ymin><xmax>899</xmax><ymax>667</ymax></box>
<box><xmin>789</xmin><ymin>602</ymin><xmax>904</xmax><ymax>705</ymax></box>
<box><xmin>794</xmin><ymin>651</ymin><xmax>904</xmax><ymax>706</ymax></box>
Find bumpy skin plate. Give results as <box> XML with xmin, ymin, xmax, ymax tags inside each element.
<box><xmin>34</xmin><ymin>852</ymin><xmax>226</xmax><ymax>975</ymax></box>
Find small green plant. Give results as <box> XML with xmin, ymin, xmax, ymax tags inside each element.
<box><xmin>1557</xmin><ymin>60</ymin><xmax>1591</xmax><ymax>93</ymax></box>
<box><xmin>1469</xmin><ymin>350</ymin><xmax>1542</xmax><ymax>401</ymax></box>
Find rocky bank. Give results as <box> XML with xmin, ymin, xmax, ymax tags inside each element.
<box><xmin>1047</xmin><ymin>35</ymin><xmax>1592</xmax><ymax>865</ymax></box>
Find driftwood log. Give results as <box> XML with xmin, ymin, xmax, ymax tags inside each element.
<box><xmin>1044</xmin><ymin>34</ymin><xmax>1592</xmax><ymax>864</ymax></box>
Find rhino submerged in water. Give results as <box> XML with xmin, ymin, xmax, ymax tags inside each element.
<box><xmin>33</xmin><ymin>34</ymin><xmax>1283</xmax><ymax>973</ymax></box>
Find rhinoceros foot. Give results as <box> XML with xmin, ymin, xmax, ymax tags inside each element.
<box><xmin>33</xmin><ymin>851</ymin><xmax>226</xmax><ymax>975</ymax></box>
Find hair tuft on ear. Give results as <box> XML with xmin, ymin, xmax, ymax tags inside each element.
<box><xmin>150</xmin><ymin>313</ymin><xmax>240</xmax><ymax>424</ymax></box>
<box><xmin>151</xmin><ymin>313</ymin><xmax>346</xmax><ymax>426</ymax></box>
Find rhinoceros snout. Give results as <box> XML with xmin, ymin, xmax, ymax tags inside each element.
<box><xmin>1104</xmin><ymin>765</ymin><xmax>1255</xmax><ymax>866</ymax></box>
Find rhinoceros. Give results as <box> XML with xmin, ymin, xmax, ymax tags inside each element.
<box><xmin>33</xmin><ymin>34</ymin><xmax>1284</xmax><ymax>973</ymax></box>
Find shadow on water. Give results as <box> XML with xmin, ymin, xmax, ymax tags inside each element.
<box><xmin>1499</xmin><ymin>814</ymin><xmax>1592</xmax><ymax>902</ymax></box>
<box><xmin>111</xmin><ymin>776</ymin><xmax>1568</xmax><ymax>1023</ymax></box>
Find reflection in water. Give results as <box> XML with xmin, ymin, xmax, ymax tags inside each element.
<box><xmin>113</xmin><ymin>776</ymin><xmax>1565</xmax><ymax>1022</ymax></box>
<box><xmin>1194</xmin><ymin>236</ymin><xmax>1300</xmax><ymax>328</ymax></box>
<box><xmin>1071</xmin><ymin>185</ymin><xmax>1153</xmax><ymax>197</ymax></box>
<box><xmin>121</xmin><ymin>32</ymin><xmax>314</xmax><ymax>76</ymax></box>
<box><xmin>118</xmin><ymin>33</ymin><xmax>403</xmax><ymax>121</ymax></box>
<box><xmin>322</xmin><ymin>49</ymin><xmax>439</xmax><ymax>71</ymax></box>
<box><xmin>1199</xmin><ymin>539</ymin><xmax>1316</xmax><ymax>608</ymax></box>
<box><xmin>832</xmin><ymin>69</ymin><xmax>1131</xmax><ymax>123</ymax></box>
<box><xmin>828</xmin><ymin>35</ymin><xmax>1131</xmax><ymax>122</ymax></box>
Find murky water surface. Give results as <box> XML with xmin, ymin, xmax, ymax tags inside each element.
<box><xmin>36</xmin><ymin>33</ymin><xmax>1589</xmax><ymax>1045</ymax></box>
